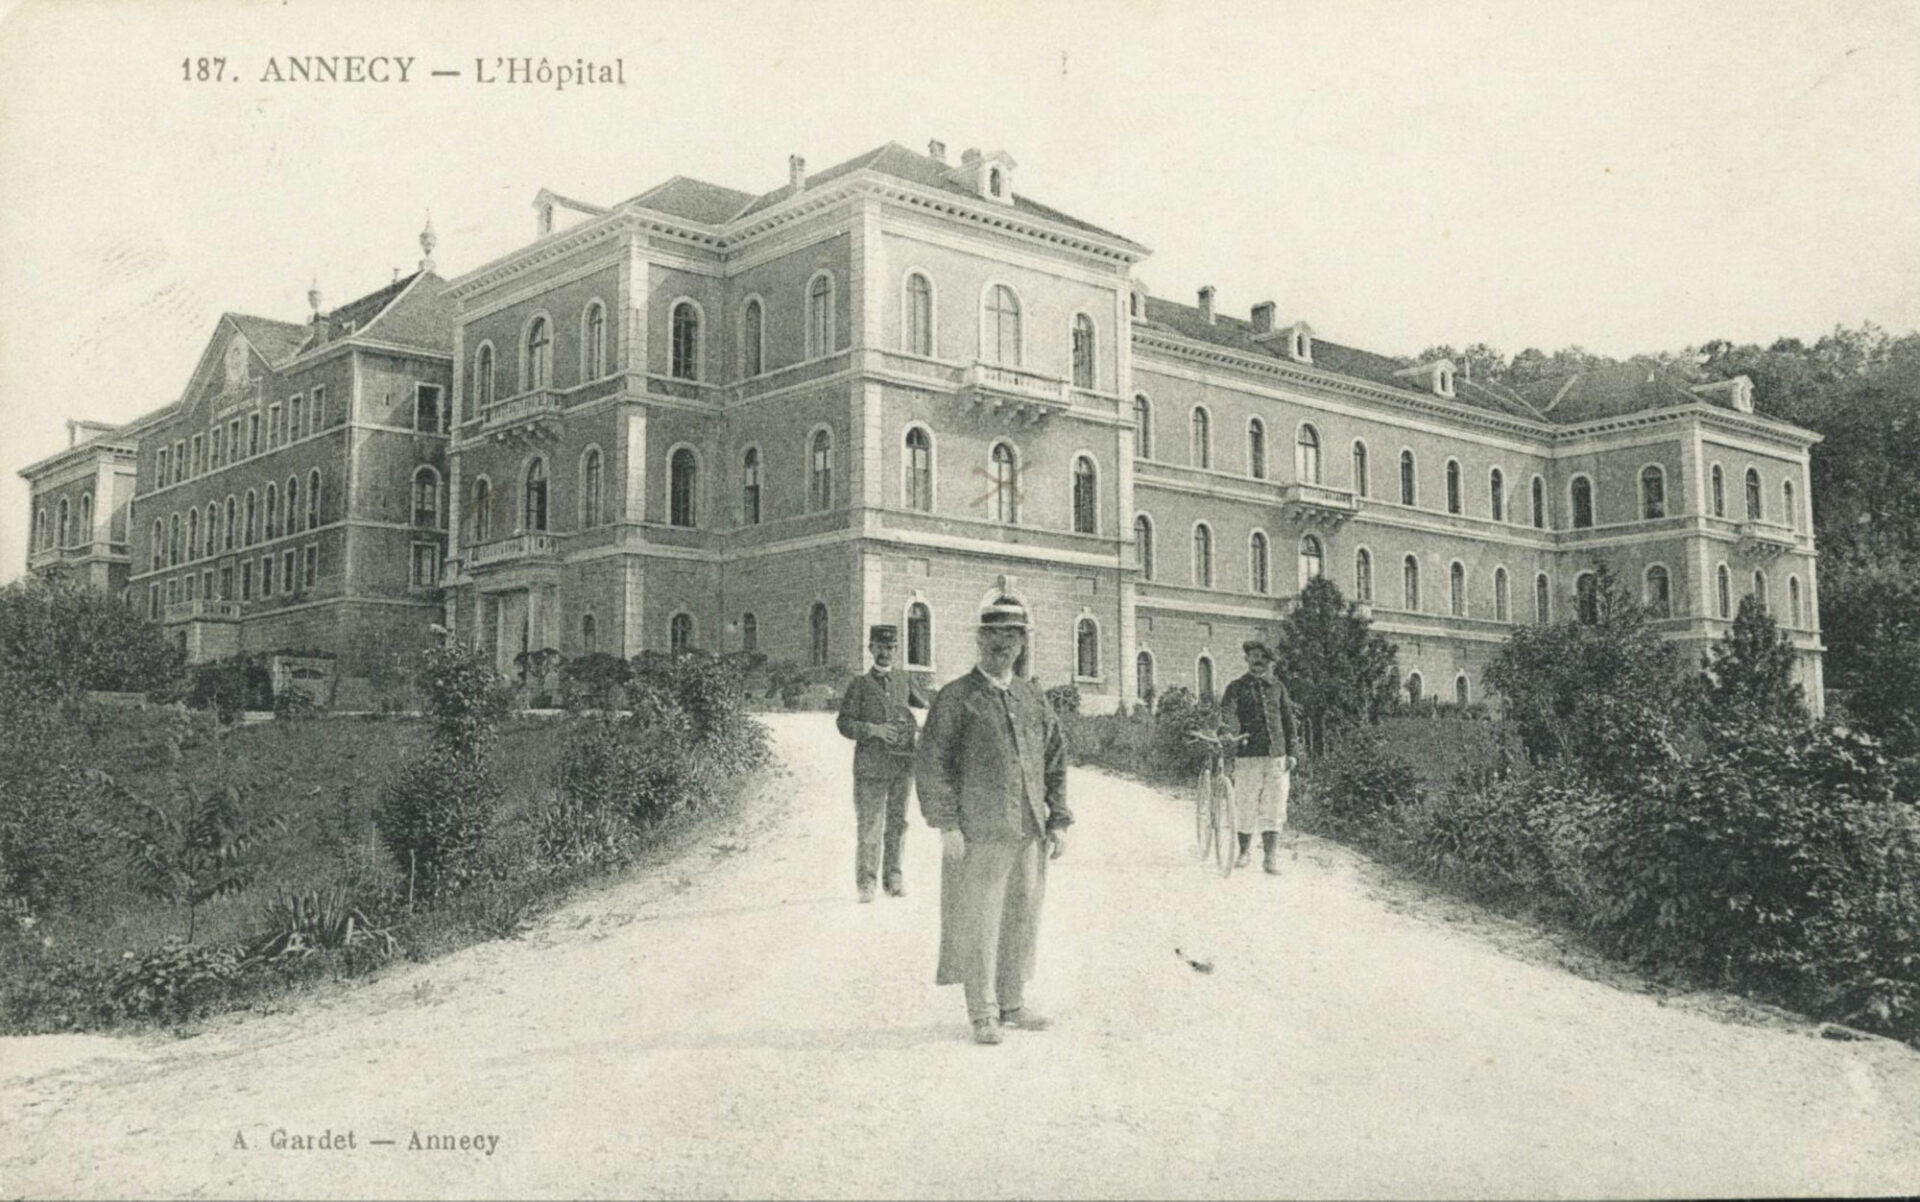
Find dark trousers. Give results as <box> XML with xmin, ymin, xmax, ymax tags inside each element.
<box><xmin>853</xmin><ymin>771</ymin><xmax>911</xmax><ymax>889</ymax></box>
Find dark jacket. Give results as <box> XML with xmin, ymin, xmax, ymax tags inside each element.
<box><xmin>836</xmin><ymin>667</ymin><xmax>929</xmax><ymax>780</ymax></box>
<box><xmin>1220</xmin><ymin>672</ymin><xmax>1297</xmax><ymax>760</ymax></box>
<box><xmin>916</xmin><ymin>668</ymin><xmax>1071</xmax><ymax>842</ymax></box>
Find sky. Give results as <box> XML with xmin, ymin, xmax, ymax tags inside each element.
<box><xmin>1</xmin><ymin>0</ymin><xmax>1916</xmax><ymax>581</ymax></box>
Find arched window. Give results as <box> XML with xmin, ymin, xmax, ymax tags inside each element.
<box><xmin>1135</xmin><ymin>514</ymin><xmax>1155</xmax><ymax>581</ymax></box>
<box><xmin>1445</xmin><ymin>459</ymin><xmax>1462</xmax><ymax>515</ymax></box>
<box><xmin>412</xmin><ymin>467</ymin><xmax>440</xmax><ymax>528</ymax></box>
<box><xmin>1535</xmin><ymin>573</ymin><xmax>1550</xmax><ymax>624</ymax></box>
<box><xmin>1531</xmin><ymin>475</ymin><xmax>1546</xmax><ymax>528</ymax></box>
<box><xmin>581</xmin><ymin>614</ymin><xmax>597</xmax><ymax>656</ymax></box>
<box><xmin>306</xmin><ymin>469</ymin><xmax>321</xmax><ymax>531</ymax></box>
<box><xmin>1295</xmin><ymin>534</ymin><xmax>1321</xmax><ymax>591</ymax></box>
<box><xmin>1717</xmin><ymin>563</ymin><xmax>1732</xmax><ymax>619</ymax></box>
<box><xmin>1407</xmin><ymin>672</ymin><xmax>1423</xmax><ymax>704</ymax></box>
<box><xmin>741</xmin><ymin>447</ymin><xmax>762</xmax><ymax>525</ymax></box>
<box><xmin>186</xmin><ymin>508</ymin><xmax>198</xmax><ymax>559</ymax></box>
<box><xmin>35</xmin><ymin>508</ymin><xmax>48</xmax><ymax>552</ymax></box>
<box><xmin>1571</xmin><ymin>476</ymin><xmax>1594</xmax><ymax>529</ymax></box>
<box><xmin>989</xmin><ymin>166</ymin><xmax>1004</xmax><ymax>197</ymax></box>
<box><xmin>1711</xmin><ymin>464</ymin><xmax>1726</xmax><ymax>518</ymax></box>
<box><xmin>1136</xmin><ymin>651</ymin><xmax>1155</xmax><ymax>700</ymax></box>
<box><xmin>984</xmin><ymin>284</ymin><xmax>1022</xmax><ymax>366</ymax></box>
<box><xmin>1789</xmin><ymin>576</ymin><xmax>1802</xmax><ymax>627</ymax></box>
<box><xmin>1352</xmin><ymin>440</ymin><xmax>1370</xmax><ymax>497</ymax></box>
<box><xmin>206</xmin><ymin>503</ymin><xmax>218</xmax><ymax>556</ymax></box>
<box><xmin>989</xmin><ymin>442</ymin><xmax>1017</xmax><ymax>523</ymax></box>
<box><xmin>907</xmin><ymin>602</ymin><xmax>932</xmax><ymax>669</ymax></box>
<box><xmin>805</xmin><ymin>272</ymin><xmax>835</xmax><ymax>359</ymax></box>
<box><xmin>1071</xmin><ymin>456</ymin><xmax>1098</xmax><ymax>534</ymax></box>
<box><xmin>1400</xmin><ymin>450</ymin><xmax>1416</xmax><ymax>505</ymax></box>
<box><xmin>1752</xmin><ymin>570</ymin><xmax>1769</xmax><ymax>614</ymax></box>
<box><xmin>1783</xmin><ymin>480</ymin><xmax>1796</xmax><ymax>531</ymax></box>
<box><xmin>1295</xmin><ymin>423</ymin><xmax>1321</xmax><ymax>484</ymax></box>
<box><xmin>1455</xmin><ymin>675</ymin><xmax>1470</xmax><ymax>706</ymax></box>
<box><xmin>1494</xmin><ymin>567</ymin><xmax>1510</xmax><ymax>622</ymax></box>
<box><xmin>671</xmin><ymin>301</ymin><xmax>700</xmax><ymax>381</ymax></box>
<box><xmin>469</xmin><ymin>478</ymin><xmax>492</xmax><ymax>544</ymax></box>
<box><xmin>905</xmin><ymin>274</ymin><xmax>933</xmax><ymax>357</ymax></box>
<box><xmin>224</xmin><ymin>496</ymin><xmax>237</xmax><ymax>550</ymax></box>
<box><xmin>810</xmin><ymin>429</ymin><xmax>834</xmax><ymax>512</ymax></box>
<box><xmin>1076</xmin><ymin>617</ymin><xmax>1100</xmax><ymax>679</ymax></box>
<box><xmin>1192</xmin><ymin>523</ymin><xmax>1214</xmax><ymax>588</ymax></box>
<box><xmin>581</xmin><ymin>448</ymin><xmax>603</xmax><ymax>528</ymax></box>
<box><xmin>670</xmin><ymin>612</ymin><xmax>694</xmax><ymax>653</ymax></box>
<box><xmin>1645</xmin><ymin>565</ymin><xmax>1672</xmax><ymax>618</ymax></box>
<box><xmin>741</xmin><ymin>612</ymin><xmax>758</xmax><ymax>654</ymax></box>
<box><xmin>1248</xmin><ymin>419</ymin><xmax>1268</xmax><ymax>479</ymax></box>
<box><xmin>1191</xmin><ymin>407</ymin><xmax>1211</xmax><ymax>469</ymax></box>
<box><xmin>1489</xmin><ymin>469</ymin><xmax>1505</xmax><ymax>522</ymax></box>
<box><xmin>1354</xmin><ymin>548</ymin><xmax>1373</xmax><ymax>602</ymax></box>
<box><xmin>809</xmin><ymin>602</ymin><xmax>829</xmax><ymax>667</ymax></box>
<box><xmin>1197</xmin><ymin>655</ymin><xmax>1215</xmax><ymax>700</ymax></box>
<box><xmin>670</xmin><ymin>448</ymin><xmax>697</xmax><ymax>527</ymax></box>
<box><xmin>473</xmin><ymin>343</ymin><xmax>495</xmax><ymax>416</ymax></box>
<box><xmin>265</xmin><ymin>483</ymin><xmax>278</xmax><ymax>539</ymax></box>
<box><xmin>1449</xmin><ymin>561</ymin><xmax>1466</xmax><ymax>616</ymax></box>
<box><xmin>523</xmin><ymin>459</ymin><xmax>549</xmax><ymax>532</ymax></box>
<box><xmin>1249</xmin><ymin>531</ymin><xmax>1271</xmax><ymax>594</ymax></box>
<box><xmin>1403</xmin><ymin>554</ymin><xmax>1420</xmax><ymax>610</ymax></box>
<box><xmin>56</xmin><ymin>498</ymin><xmax>69</xmax><ymax>548</ymax></box>
<box><xmin>244</xmin><ymin>491</ymin><xmax>257</xmax><ymax>546</ymax></box>
<box><xmin>742</xmin><ymin>298</ymin><xmax>764</xmax><ymax>378</ymax></box>
<box><xmin>169</xmin><ymin>512</ymin><xmax>182</xmax><ymax>566</ymax></box>
<box><xmin>525</xmin><ymin>315</ymin><xmax>552</xmax><ymax>389</ymax></box>
<box><xmin>582</xmin><ymin>302</ymin><xmax>606</xmax><ymax>380</ymax></box>
<box><xmin>1071</xmin><ymin>314</ymin><xmax>1096</xmax><ymax>389</ymax></box>
<box><xmin>1641</xmin><ymin>465</ymin><xmax>1666</xmax><ymax>520</ymax></box>
<box><xmin>905</xmin><ymin>428</ymin><xmax>933</xmax><ymax>511</ymax></box>
<box><xmin>1745</xmin><ymin>467</ymin><xmax>1762</xmax><ymax>521</ymax></box>
<box><xmin>1576</xmin><ymin>572</ymin><xmax>1599</xmax><ymax>624</ymax></box>
<box><xmin>1133</xmin><ymin>395</ymin><xmax>1154</xmax><ymax>460</ymax></box>
<box><xmin>150</xmin><ymin>519</ymin><xmax>162</xmax><ymax>570</ymax></box>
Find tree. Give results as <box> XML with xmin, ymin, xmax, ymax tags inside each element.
<box><xmin>1270</xmin><ymin>577</ymin><xmax>1400</xmax><ymax>756</ymax></box>
<box><xmin>107</xmin><ymin>772</ymin><xmax>283</xmax><ymax>943</ymax></box>
<box><xmin>1701</xmin><ymin>594</ymin><xmax>1807</xmax><ymax>728</ymax></box>
<box><xmin>0</xmin><ymin>573</ymin><xmax>184</xmax><ymax>700</ymax></box>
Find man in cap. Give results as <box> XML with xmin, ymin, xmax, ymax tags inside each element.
<box><xmin>915</xmin><ymin>595</ymin><xmax>1071</xmax><ymax>1045</ymax></box>
<box><xmin>836</xmin><ymin>624</ymin><xmax>930</xmax><ymax>903</ymax></box>
<box><xmin>1219</xmin><ymin>639</ymin><xmax>1298</xmax><ymax>874</ymax></box>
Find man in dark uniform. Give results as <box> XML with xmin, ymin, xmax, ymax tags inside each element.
<box><xmin>1220</xmin><ymin>639</ymin><xmax>1298</xmax><ymax>874</ymax></box>
<box><xmin>836</xmin><ymin>624</ymin><xmax>930</xmax><ymax>903</ymax></box>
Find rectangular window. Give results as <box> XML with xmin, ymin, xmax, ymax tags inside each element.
<box><xmin>415</xmin><ymin>385</ymin><xmax>444</xmax><ymax>434</ymax></box>
<box><xmin>282</xmin><ymin>550</ymin><xmax>296</xmax><ymax>593</ymax></box>
<box><xmin>156</xmin><ymin>448</ymin><xmax>169</xmax><ymax>488</ymax></box>
<box><xmin>310</xmin><ymin>386</ymin><xmax>326</xmax><ymax>431</ymax></box>
<box><xmin>260</xmin><ymin>556</ymin><xmax>274</xmax><ymax>598</ymax></box>
<box><xmin>411</xmin><ymin>542</ymin><xmax>439</xmax><ymax>587</ymax></box>
<box><xmin>290</xmin><ymin>396</ymin><xmax>304</xmax><ymax>441</ymax></box>
<box><xmin>190</xmin><ymin>434</ymin><xmax>204</xmax><ymax>476</ymax></box>
<box><xmin>303</xmin><ymin>544</ymin><xmax>318</xmax><ymax>588</ymax></box>
<box><xmin>173</xmin><ymin>441</ymin><xmax>185</xmax><ymax>485</ymax></box>
<box><xmin>241</xmin><ymin>560</ymin><xmax>253</xmax><ymax>601</ymax></box>
<box><xmin>148</xmin><ymin>583</ymin><xmax>160</xmax><ymax>619</ymax></box>
<box><xmin>219</xmin><ymin>565</ymin><xmax>232</xmax><ymax>600</ymax></box>
<box><xmin>248</xmin><ymin>414</ymin><xmax>261</xmax><ymax>456</ymax></box>
<box><xmin>228</xmin><ymin>420</ymin><xmax>241</xmax><ymax>461</ymax></box>
<box><xmin>201</xmin><ymin>569</ymin><xmax>213</xmax><ymax>600</ymax></box>
<box><xmin>268</xmin><ymin>404</ymin><xmax>283</xmax><ymax>447</ymax></box>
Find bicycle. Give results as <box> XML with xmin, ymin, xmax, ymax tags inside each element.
<box><xmin>1187</xmin><ymin>728</ymin><xmax>1245</xmax><ymax>877</ymax></box>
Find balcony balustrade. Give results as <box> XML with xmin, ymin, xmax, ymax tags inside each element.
<box><xmin>961</xmin><ymin>361</ymin><xmax>1071</xmax><ymax>422</ymax></box>
<box><xmin>164</xmin><ymin>598</ymin><xmax>241</xmax><ymax>622</ymax></box>
<box><xmin>1279</xmin><ymin>482</ymin><xmax>1359</xmax><ymax>528</ymax></box>
<box><xmin>479</xmin><ymin>388</ymin><xmax>564</xmax><ymax>441</ymax></box>
<box><xmin>1737</xmin><ymin>519</ymin><xmax>1798</xmax><ymax>559</ymax></box>
<box><xmin>466</xmin><ymin>531</ymin><xmax>566</xmax><ymax>568</ymax></box>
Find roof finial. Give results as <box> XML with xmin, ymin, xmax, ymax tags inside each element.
<box><xmin>419</xmin><ymin>211</ymin><xmax>437</xmax><ymax>273</ymax></box>
<box><xmin>307</xmin><ymin>276</ymin><xmax>322</xmax><ymax>317</ymax></box>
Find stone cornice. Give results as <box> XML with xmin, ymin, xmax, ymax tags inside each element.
<box><xmin>19</xmin><ymin>440</ymin><xmax>138</xmax><ymax>482</ymax></box>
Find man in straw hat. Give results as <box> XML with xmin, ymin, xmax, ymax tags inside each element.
<box><xmin>836</xmin><ymin>624</ymin><xmax>930</xmax><ymax>903</ymax></box>
<box><xmin>915</xmin><ymin>595</ymin><xmax>1071</xmax><ymax>1045</ymax></box>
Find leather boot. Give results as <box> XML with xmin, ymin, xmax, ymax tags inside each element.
<box><xmin>1262</xmin><ymin>830</ymin><xmax>1280</xmax><ymax>875</ymax></box>
<box><xmin>1235</xmin><ymin>832</ymin><xmax>1252</xmax><ymax>869</ymax></box>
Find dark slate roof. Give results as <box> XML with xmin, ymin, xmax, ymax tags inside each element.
<box><xmin>325</xmin><ymin>272</ymin><xmax>418</xmax><ymax>338</ymax></box>
<box><xmin>622</xmin><ymin>176</ymin><xmax>761</xmax><ymax>225</ymax></box>
<box><xmin>722</xmin><ymin>142</ymin><xmax>1136</xmax><ymax>243</ymax></box>
<box><xmin>1509</xmin><ymin>363</ymin><xmax>1701</xmax><ymax>425</ymax></box>
<box><xmin>359</xmin><ymin>272</ymin><xmax>454</xmax><ymax>354</ymax></box>
<box><xmin>226</xmin><ymin>313</ymin><xmax>309</xmax><ymax>364</ymax></box>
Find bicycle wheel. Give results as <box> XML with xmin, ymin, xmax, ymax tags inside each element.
<box><xmin>1195</xmin><ymin>768</ymin><xmax>1212</xmax><ymax>857</ymax></box>
<box><xmin>1214</xmin><ymin>779</ymin><xmax>1238</xmax><ymax>877</ymax></box>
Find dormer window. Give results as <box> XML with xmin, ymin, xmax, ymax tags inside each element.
<box><xmin>1287</xmin><ymin>322</ymin><xmax>1315</xmax><ymax>364</ymax></box>
<box><xmin>1392</xmin><ymin>358</ymin><xmax>1458</xmax><ymax>398</ymax></box>
<box><xmin>1437</xmin><ymin>366</ymin><xmax>1455</xmax><ymax>397</ymax></box>
<box><xmin>950</xmin><ymin>148</ymin><xmax>1017</xmax><ymax>205</ymax></box>
<box><xmin>989</xmin><ymin>167</ymin><xmax>1004</xmax><ymax>198</ymax></box>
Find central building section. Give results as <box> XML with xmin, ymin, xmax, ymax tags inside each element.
<box><xmin>443</xmin><ymin>145</ymin><xmax>1150</xmax><ymax>707</ymax></box>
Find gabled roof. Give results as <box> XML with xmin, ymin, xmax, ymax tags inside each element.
<box><xmin>296</xmin><ymin>271</ymin><xmax>428</xmax><ymax>355</ymax></box>
<box><xmin>621</xmin><ymin>176</ymin><xmax>761</xmax><ymax>225</ymax></box>
<box><xmin>225</xmin><ymin>313</ymin><xmax>309</xmax><ymax>364</ymax></box>
<box><xmin>1508</xmin><ymin>362</ymin><xmax>1700</xmax><ymax>425</ymax></box>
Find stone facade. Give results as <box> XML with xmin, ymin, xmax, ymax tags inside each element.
<box><xmin>21</xmin><ymin>420</ymin><xmax>138</xmax><ymax>595</ymax></box>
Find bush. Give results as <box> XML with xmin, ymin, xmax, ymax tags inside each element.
<box><xmin>107</xmin><ymin>940</ymin><xmax>245</xmax><ymax>1024</ymax></box>
<box><xmin>377</xmin><ymin>743</ymin><xmax>501</xmax><ymax>904</ymax></box>
<box><xmin>1045</xmin><ymin>683</ymin><xmax>1082</xmax><ymax>715</ymax></box>
<box><xmin>559</xmin><ymin>653</ymin><xmax>631</xmax><ymax>711</ymax></box>
<box><xmin>1292</xmin><ymin>727</ymin><xmax>1421</xmax><ymax>843</ymax></box>
<box><xmin>0</xmin><ymin>573</ymin><xmax>185</xmax><ymax>700</ymax></box>
<box><xmin>188</xmin><ymin>657</ymin><xmax>273</xmax><ymax>720</ymax></box>
<box><xmin>1150</xmin><ymin>687</ymin><xmax>1226</xmax><ymax>779</ymax></box>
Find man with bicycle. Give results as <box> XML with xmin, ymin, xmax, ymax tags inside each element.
<box><xmin>1219</xmin><ymin>640</ymin><xmax>1298</xmax><ymax>874</ymax></box>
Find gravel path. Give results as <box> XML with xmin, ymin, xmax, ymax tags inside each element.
<box><xmin>4</xmin><ymin>712</ymin><xmax>1918</xmax><ymax>1199</ymax></box>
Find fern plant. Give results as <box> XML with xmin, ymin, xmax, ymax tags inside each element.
<box><xmin>107</xmin><ymin>774</ymin><xmax>284</xmax><ymax>943</ymax></box>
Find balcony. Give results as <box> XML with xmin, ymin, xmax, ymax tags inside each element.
<box><xmin>1279</xmin><ymin>482</ymin><xmax>1359</xmax><ymax>528</ymax></box>
<box><xmin>479</xmin><ymin>389</ymin><xmax>564</xmax><ymax>442</ymax></box>
<box><xmin>164</xmin><ymin>598</ymin><xmax>241</xmax><ymax>622</ymax></box>
<box><xmin>961</xmin><ymin>361</ymin><xmax>1071</xmax><ymax>423</ymax></box>
<box><xmin>1737</xmin><ymin>519</ymin><xmax>1798</xmax><ymax>560</ymax></box>
<box><xmin>466</xmin><ymin>531</ymin><xmax>566</xmax><ymax>568</ymax></box>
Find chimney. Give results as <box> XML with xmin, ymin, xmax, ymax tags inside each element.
<box><xmin>1250</xmin><ymin>301</ymin><xmax>1276</xmax><ymax>335</ymax></box>
<box><xmin>788</xmin><ymin>154</ymin><xmax>807</xmax><ymax>192</ymax></box>
<box><xmin>928</xmin><ymin>139</ymin><xmax>947</xmax><ymax>164</ymax></box>
<box><xmin>1197</xmin><ymin>286</ymin><xmax>1216</xmax><ymax>325</ymax></box>
<box><xmin>307</xmin><ymin>279</ymin><xmax>328</xmax><ymax>348</ymax></box>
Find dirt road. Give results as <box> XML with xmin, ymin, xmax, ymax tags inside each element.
<box><xmin>4</xmin><ymin>712</ymin><xmax>1918</xmax><ymax>1199</ymax></box>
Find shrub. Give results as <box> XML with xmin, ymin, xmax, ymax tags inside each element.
<box><xmin>187</xmin><ymin>657</ymin><xmax>273</xmax><ymax>720</ymax></box>
<box><xmin>1045</xmin><ymin>683</ymin><xmax>1082</xmax><ymax>715</ymax></box>
<box><xmin>376</xmin><ymin>743</ymin><xmax>501</xmax><ymax>904</ymax></box>
<box><xmin>559</xmin><ymin>653</ymin><xmax>631</xmax><ymax>711</ymax></box>
<box><xmin>105</xmin><ymin>772</ymin><xmax>286</xmax><ymax>943</ymax></box>
<box><xmin>0</xmin><ymin>573</ymin><xmax>185</xmax><ymax>700</ymax></box>
<box><xmin>1293</xmin><ymin>727</ymin><xmax>1420</xmax><ymax>842</ymax></box>
<box><xmin>1271</xmin><ymin>577</ymin><xmax>1401</xmax><ymax>756</ymax></box>
<box><xmin>107</xmin><ymin>940</ymin><xmax>245</xmax><ymax>1024</ymax></box>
